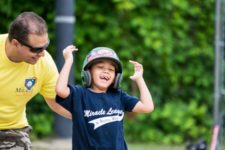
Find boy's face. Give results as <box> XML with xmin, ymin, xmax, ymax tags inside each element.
<box><xmin>90</xmin><ymin>60</ymin><xmax>116</xmax><ymax>92</ymax></box>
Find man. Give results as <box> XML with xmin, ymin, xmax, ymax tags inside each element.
<box><xmin>0</xmin><ymin>12</ymin><xmax>71</xmax><ymax>149</ymax></box>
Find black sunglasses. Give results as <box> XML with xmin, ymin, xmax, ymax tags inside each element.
<box><xmin>18</xmin><ymin>39</ymin><xmax>50</xmax><ymax>53</ymax></box>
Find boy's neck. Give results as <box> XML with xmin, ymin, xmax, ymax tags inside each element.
<box><xmin>88</xmin><ymin>88</ymin><xmax>107</xmax><ymax>93</ymax></box>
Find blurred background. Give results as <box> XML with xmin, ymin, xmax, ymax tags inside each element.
<box><xmin>0</xmin><ymin>0</ymin><xmax>224</xmax><ymax>149</ymax></box>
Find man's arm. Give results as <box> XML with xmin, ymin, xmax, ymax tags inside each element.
<box><xmin>45</xmin><ymin>98</ymin><xmax>72</xmax><ymax>119</ymax></box>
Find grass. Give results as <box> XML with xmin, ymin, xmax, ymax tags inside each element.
<box><xmin>32</xmin><ymin>138</ymin><xmax>185</xmax><ymax>150</ymax></box>
<box><xmin>128</xmin><ymin>143</ymin><xmax>184</xmax><ymax>150</ymax></box>
<box><xmin>33</xmin><ymin>144</ymin><xmax>184</xmax><ymax>150</ymax></box>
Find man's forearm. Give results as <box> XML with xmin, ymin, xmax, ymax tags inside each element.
<box><xmin>45</xmin><ymin>98</ymin><xmax>72</xmax><ymax>119</ymax></box>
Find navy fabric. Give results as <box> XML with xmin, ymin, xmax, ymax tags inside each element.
<box><xmin>56</xmin><ymin>85</ymin><xmax>139</xmax><ymax>150</ymax></box>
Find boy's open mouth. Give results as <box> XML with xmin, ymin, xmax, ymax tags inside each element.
<box><xmin>100</xmin><ymin>75</ymin><xmax>110</xmax><ymax>81</ymax></box>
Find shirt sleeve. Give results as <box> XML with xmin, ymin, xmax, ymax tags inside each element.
<box><xmin>39</xmin><ymin>52</ymin><xmax>59</xmax><ymax>99</ymax></box>
<box><xmin>120</xmin><ymin>90</ymin><xmax>139</xmax><ymax>112</ymax></box>
<box><xmin>56</xmin><ymin>85</ymin><xmax>78</xmax><ymax>112</ymax></box>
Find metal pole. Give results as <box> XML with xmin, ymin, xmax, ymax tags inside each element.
<box><xmin>55</xmin><ymin>0</ymin><xmax>75</xmax><ymax>138</ymax></box>
<box><xmin>214</xmin><ymin>0</ymin><xmax>221</xmax><ymax>126</ymax></box>
<box><xmin>212</xmin><ymin>0</ymin><xmax>225</xmax><ymax>149</ymax></box>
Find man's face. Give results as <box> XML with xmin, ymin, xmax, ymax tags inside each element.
<box><xmin>16</xmin><ymin>33</ymin><xmax>49</xmax><ymax>64</ymax></box>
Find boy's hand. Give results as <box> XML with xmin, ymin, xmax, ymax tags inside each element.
<box><xmin>63</xmin><ymin>45</ymin><xmax>78</xmax><ymax>61</ymax></box>
<box><xmin>129</xmin><ymin>60</ymin><xmax>143</xmax><ymax>81</ymax></box>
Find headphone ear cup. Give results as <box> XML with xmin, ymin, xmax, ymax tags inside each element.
<box><xmin>82</xmin><ymin>70</ymin><xmax>91</xmax><ymax>87</ymax></box>
<box><xmin>113</xmin><ymin>73</ymin><xmax>122</xmax><ymax>89</ymax></box>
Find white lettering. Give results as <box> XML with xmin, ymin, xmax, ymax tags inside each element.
<box><xmin>84</xmin><ymin>109</ymin><xmax>106</xmax><ymax>117</ymax></box>
<box><xmin>89</xmin><ymin>112</ymin><xmax>124</xmax><ymax>129</ymax></box>
<box><xmin>107</xmin><ymin>108</ymin><xmax>123</xmax><ymax>115</ymax></box>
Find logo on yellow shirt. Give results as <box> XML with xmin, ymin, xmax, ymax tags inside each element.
<box><xmin>16</xmin><ymin>77</ymin><xmax>37</xmax><ymax>96</ymax></box>
<box><xmin>25</xmin><ymin>77</ymin><xmax>36</xmax><ymax>90</ymax></box>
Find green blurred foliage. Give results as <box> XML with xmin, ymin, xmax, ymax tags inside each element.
<box><xmin>0</xmin><ymin>0</ymin><xmax>215</xmax><ymax>144</ymax></box>
<box><xmin>26</xmin><ymin>94</ymin><xmax>54</xmax><ymax>138</ymax></box>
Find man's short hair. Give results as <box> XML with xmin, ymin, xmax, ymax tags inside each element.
<box><xmin>8</xmin><ymin>11</ymin><xmax>48</xmax><ymax>44</ymax></box>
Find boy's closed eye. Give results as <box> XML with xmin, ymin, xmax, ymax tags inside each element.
<box><xmin>95</xmin><ymin>65</ymin><xmax>115</xmax><ymax>73</ymax></box>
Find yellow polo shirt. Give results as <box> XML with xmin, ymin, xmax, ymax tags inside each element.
<box><xmin>0</xmin><ymin>34</ymin><xmax>58</xmax><ymax>129</ymax></box>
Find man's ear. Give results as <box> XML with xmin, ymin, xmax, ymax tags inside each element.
<box><xmin>11</xmin><ymin>39</ymin><xmax>20</xmax><ymax>47</ymax></box>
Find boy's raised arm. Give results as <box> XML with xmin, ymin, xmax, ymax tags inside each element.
<box><xmin>129</xmin><ymin>60</ymin><xmax>154</xmax><ymax>113</ymax></box>
<box><xmin>56</xmin><ymin>45</ymin><xmax>78</xmax><ymax>98</ymax></box>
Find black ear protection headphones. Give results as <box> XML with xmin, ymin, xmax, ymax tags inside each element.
<box><xmin>81</xmin><ymin>47</ymin><xmax>122</xmax><ymax>89</ymax></box>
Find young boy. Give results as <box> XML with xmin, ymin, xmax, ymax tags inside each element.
<box><xmin>56</xmin><ymin>45</ymin><xmax>154</xmax><ymax>150</ymax></box>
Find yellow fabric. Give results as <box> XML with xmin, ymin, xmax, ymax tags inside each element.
<box><xmin>0</xmin><ymin>34</ymin><xmax>59</xmax><ymax>129</ymax></box>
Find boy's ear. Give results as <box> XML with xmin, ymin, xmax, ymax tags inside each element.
<box><xmin>82</xmin><ymin>70</ymin><xmax>91</xmax><ymax>87</ymax></box>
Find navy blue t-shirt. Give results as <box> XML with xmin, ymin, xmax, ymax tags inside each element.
<box><xmin>56</xmin><ymin>85</ymin><xmax>139</xmax><ymax>150</ymax></box>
